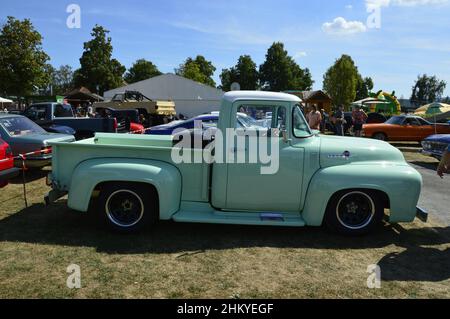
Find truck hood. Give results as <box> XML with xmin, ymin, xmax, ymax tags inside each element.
<box><xmin>319</xmin><ymin>135</ymin><xmax>405</xmax><ymax>168</ymax></box>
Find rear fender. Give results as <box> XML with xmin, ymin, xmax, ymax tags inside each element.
<box><xmin>67</xmin><ymin>158</ymin><xmax>182</xmax><ymax>219</ymax></box>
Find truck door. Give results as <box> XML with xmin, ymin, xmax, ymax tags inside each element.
<box><xmin>224</xmin><ymin>102</ymin><xmax>304</xmax><ymax>212</ymax></box>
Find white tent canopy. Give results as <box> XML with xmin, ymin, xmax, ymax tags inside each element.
<box><xmin>0</xmin><ymin>97</ymin><xmax>13</xmax><ymax>103</ymax></box>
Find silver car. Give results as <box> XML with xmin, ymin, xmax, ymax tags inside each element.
<box><xmin>0</xmin><ymin>114</ymin><xmax>75</xmax><ymax>168</ymax></box>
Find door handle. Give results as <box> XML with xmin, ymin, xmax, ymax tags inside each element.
<box><xmin>230</xmin><ymin>147</ymin><xmax>247</xmax><ymax>153</ymax></box>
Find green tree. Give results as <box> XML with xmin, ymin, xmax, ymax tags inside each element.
<box><xmin>411</xmin><ymin>74</ymin><xmax>447</xmax><ymax>104</ymax></box>
<box><xmin>124</xmin><ymin>59</ymin><xmax>162</xmax><ymax>84</ymax></box>
<box><xmin>355</xmin><ymin>76</ymin><xmax>374</xmax><ymax>100</ymax></box>
<box><xmin>259</xmin><ymin>42</ymin><xmax>313</xmax><ymax>91</ymax></box>
<box><xmin>0</xmin><ymin>17</ymin><xmax>50</xmax><ymax>102</ymax></box>
<box><xmin>323</xmin><ymin>54</ymin><xmax>359</xmax><ymax>108</ymax></box>
<box><xmin>73</xmin><ymin>25</ymin><xmax>125</xmax><ymax>95</ymax></box>
<box><xmin>43</xmin><ymin>65</ymin><xmax>74</xmax><ymax>95</ymax></box>
<box><xmin>175</xmin><ymin>55</ymin><xmax>216</xmax><ymax>87</ymax></box>
<box><xmin>220</xmin><ymin>55</ymin><xmax>259</xmax><ymax>91</ymax></box>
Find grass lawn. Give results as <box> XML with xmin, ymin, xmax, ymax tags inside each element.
<box><xmin>0</xmin><ymin>152</ymin><xmax>449</xmax><ymax>298</ymax></box>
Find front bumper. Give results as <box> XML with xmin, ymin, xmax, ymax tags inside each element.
<box><xmin>416</xmin><ymin>206</ymin><xmax>428</xmax><ymax>222</ymax></box>
<box><xmin>0</xmin><ymin>167</ymin><xmax>20</xmax><ymax>182</ymax></box>
<box><xmin>421</xmin><ymin>149</ymin><xmax>443</xmax><ymax>160</ymax></box>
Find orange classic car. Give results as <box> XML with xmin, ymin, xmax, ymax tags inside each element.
<box><xmin>363</xmin><ymin>115</ymin><xmax>450</xmax><ymax>142</ymax></box>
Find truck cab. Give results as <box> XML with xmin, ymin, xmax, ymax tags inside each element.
<box><xmin>47</xmin><ymin>91</ymin><xmax>424</xmax><ymax>236</ymax></box>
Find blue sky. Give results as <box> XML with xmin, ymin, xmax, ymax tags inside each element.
<box><xmin>1</xmin><ymin>0</ymin><xmax>449</xmax><ymax>98</ymax></box>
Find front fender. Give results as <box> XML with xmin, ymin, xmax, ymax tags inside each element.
<box><xmin>67</xmin><ymin>158</ymin><xmax>182</xmax><ymax>220</ymax></box>
<box><xmin>302</xmin><ymin>163</ymin><xmax>422</xmax><ymax>226</ymax></box>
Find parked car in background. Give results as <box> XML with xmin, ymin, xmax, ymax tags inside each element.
<box><xmin>363</xmin><ymin>115</ymin><xmax>450</xmax><ymax>142</ymax></box>
<box><xmin>0</xmin><ymin>139</ymin><xmax>19</xmax><ymax>188</ymax></box>
<box><xmin>421</xmin><ymin>134</ymin><xmax>450</xmax><ymax>160</ymax></box>
<box><xmin>94</xmin><ymin>107</ymin><xmax>144</xmax><ymax>134</ymax></box>
<box><xmin>147</xmin><ymin>114</ymin><xmax>219</xmax><ymax>135</ymax></box>
<box><xmin>23</xmin><ymin>103</ymin><xmax>117</xmax><ymax>139</ymax></box>
<box><xmin>0</xmin><ymin>114</ymin><xmax>75</xmax><ymax>168</ymax></box>
<box><xmin>93</xmin><ymin>91</ymin><xmax>176</xmax><ymax>127</ymax></box>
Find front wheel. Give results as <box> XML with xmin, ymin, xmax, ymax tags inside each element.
<box><xmin>97</xmin><ymin>183</ymin><xmax>157</xmax><ymax>232</ymax></box>
<box><xmin>325</xmin><ymin>190</ymin><xmax>384</xmax><ymax>235</ymax></box>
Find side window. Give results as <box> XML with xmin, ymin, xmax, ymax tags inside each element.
<box><xmin>24</xmin><ymin>106</ymin><xmax>47</xmax><ymax>121</ymax></box>
<box><xmin>417</xmin><ymin>118</ymin><xmax>429</xmax><ymax>126</ymax></box>
<box><xmin>405</xmin><ymin>118</ymin><xmax>420</xmax><ymax>126</ymax></box>
<box><xmin>24</xmin><ymin>106</ymin><xmax>38</xmax><ymax>120</ymax></box>
<box><xmin>53</xmin><ymin>104</ymin><xmax>73</xmax><ymax>117</ymax></box>
<box><xmin>236</xmin><ymin>105</ymin><xmax>280</xmax><ymax>129</ymax></box>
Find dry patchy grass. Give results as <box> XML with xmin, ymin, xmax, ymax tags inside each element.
<box><xmin>0</xmin><ymin>165</ymin><xmax>449</xmax><ymax>299</ymax></box>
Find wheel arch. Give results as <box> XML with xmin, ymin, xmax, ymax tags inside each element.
<box><xmin>302</xmin><ymin>165</ymin><xmax>420</xmax><ymax>226</ymax></box>
<box><xmin>67</xmin><ymin>158</ymin><xmax>182</xmax><ymax>220</ymax></box>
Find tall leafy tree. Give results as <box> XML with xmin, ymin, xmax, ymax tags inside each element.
<box><xmin>175</xmin><ymin>55</ymin><xmax>216</xmax><ymax>87</ymax></box>
<box><xmin>355</xmin><ymin>76</ymin><xmax>374</xmax><ymax>100</ymax></box>
<box><xmin>0</xmin><ymin>17</ymin><xmax>50</xmax><ymax>102</ymax></box>
<box><xmin>124</xmin><ymin>59</ymin><xmax>162</xmax><ymax>84</ymax></box>
<box><xmin>323</xmin><ymin>54</ymin><xmax>359</xmax><ymax>108</ymax></box>
<box><xmin>259</xmin><ymin>42</ymin><xmax>313</xmax><ymax>91</ymax></box>
<box><xmin>73</xmin><ymin>25</ymin><xmax>125</xmax><ymax>95</ymax></box>
<box><xmin>43</xmin><ymin>65</ymin><xmax>74</xmax><ymax>95</ymax></box>
<box><xmin>220</xmin><ymin>55</ymin><xmax>259</xmax><ymax>91</ymax></box>
<box><xmin>411</xmin><ymin>74</ymin><xmax>447</xmax><ymax>104</ymax></box>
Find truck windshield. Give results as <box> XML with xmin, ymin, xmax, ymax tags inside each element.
<box><xmin>292</xmin><ymin>105</ymin><xmax>312</xmax><ymax>138</ymax></box>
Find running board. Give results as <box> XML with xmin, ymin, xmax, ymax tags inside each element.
<box><xmin>172</xmin><ymin>210</ymin><xmax>305</xmax><ymax>227</ymax></box>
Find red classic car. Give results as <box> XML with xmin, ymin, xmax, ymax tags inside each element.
<box><xmin>0</xmin><ymin>139</ymin><xmax>19</xmax><ymax>187</ymax></box>
<box><xmin>363</xmin><ymin>115</ymin><xmax>450</xmax><ymax>142</ymax></box>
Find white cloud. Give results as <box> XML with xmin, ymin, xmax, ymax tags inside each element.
<box><xmin>345</xmin><ymin>4</ymin><xmax>353</xmax><ymax>9</ymax></box>
<box><xmin>294</xmin><ymin>51</ymin><xmax>307</xmax><ymax>59</ymax></box>
<box><xmin>322</xmin><ymin>17</ymin><xmax>367</xmax><ymax>35</ymax></box>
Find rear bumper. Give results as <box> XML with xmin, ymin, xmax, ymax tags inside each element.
<box><xmin>0</xmin><ymin>167</ymin><xmax>20</xmax><ymax>182</ymax></box>
<box><xmin>14</xmin><ymin>155</ymin><xmax>52</xmax><ymax>168</ymax></box>
<box><xmin>416</xmin><ymin>206</ymin><xmax>428</xmax><ymax>222</ymax></box>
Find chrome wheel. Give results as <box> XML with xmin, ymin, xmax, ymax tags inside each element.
<box><xmin>105</xmin><ymin>190</ymin><xmax>144</xmax><ymax>228</ymax></box>
<box><xmin>336</xmin><ymin>191</ymin><xmax>375</xmax><ymax>230</ymax></box>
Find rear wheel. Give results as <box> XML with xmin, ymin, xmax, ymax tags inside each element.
<box><xmin>325</xmin><ymin>190</ymin><xmax>384</xmax><ymax>235</ymax></box>
<box><xmin>97</xmin><ymin>183</ymin><xmax>157</xmax><ymax>232</ymax></box>
<box><xmin>372</xmin><ymin>133</ymin><xmax>387</xmax><ymax>141</ymax></box>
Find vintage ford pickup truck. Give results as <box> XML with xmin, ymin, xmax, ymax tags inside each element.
<box><xmin>46</xmin><ymin>91</ymin><xmax>425</xmax><ymax>235</ymax></box>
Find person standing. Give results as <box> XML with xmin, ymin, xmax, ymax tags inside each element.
<box><xmin>352</xmin><ymin>106</ymin><xmax>368</xmax><ymax>137</ymax></box>
<box><xmin>437</xmin><ymin>146</ymin><xmax>450</xmax><ymax>178</ymax></box>
<box><xmin>307</xmin><ymin>105</ymin><xmax>322</xmax><ymax>130</ymax></box>
<box><xmin>334</xmin><ymin>105</ymin><xmax>345</xmax><ymax>136</ymax></box>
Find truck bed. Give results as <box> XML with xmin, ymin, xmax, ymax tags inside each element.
<box><xmin>50</xmin><ymin>133</ymin><xmax>212</xmax><ymax>202</ymax></box>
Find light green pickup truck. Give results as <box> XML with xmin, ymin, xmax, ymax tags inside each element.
<box><xmin>46</xmin><ymin>91</ymin><xmax>425</xmax><ymax>235</ymax></box>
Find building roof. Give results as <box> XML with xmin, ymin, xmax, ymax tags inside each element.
<box><xmin>104</xmin><ymin>73</ymin><xmax>224</xmax><ymax>101</ymax></box>
<box><xmin>286</xmin><ymin>90</ymin><xmax>331</xmax><ymax>102</ymax></box>
<box><xmin>223</xmin><ymin>91</ymin><xmax>302</xmax><ymax>103</ymax></box>
<box><xmin>65</xmin><ymin>87</ymin><xmax>104</xmax><ymax>102</ymax></box>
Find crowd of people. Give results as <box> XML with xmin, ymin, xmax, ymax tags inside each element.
<box><xmin>304</xmin><ymin>104</ymin><xmax>368</xmax><ymax>137</ymax></box>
